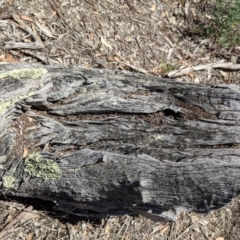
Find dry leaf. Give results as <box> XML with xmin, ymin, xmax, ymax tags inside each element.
<box><xmin>151</xmin><ymin>224</ymin><xmax>169</xmax><ymax>235</ymax></box>
<box><xmin>162</xmin><ymin>11</ymin><xmax>169</xmax><ymax>18</ymax></box>
<box><xmin>125</xmin><ymin>37</ymin><xmax>134</xmax><ymax>42</ymax></box>
<box><xmin>20</xmin><ymin>15</ymin><xmax>33</xmax><ymax>22</ymax></box>
<box><xmin>101</xmin><ymin>37</ymin><xmax>113</xmax><ymax>50</ymax></box>
<box><xmin>52</xmin><ymin>11</ymin><xmax>57</xmax><ymax>17</ymax></box>
<box><xmin>104</xmin><ymin>224</ymin><xmax>110</xmax><ymax>234</ymax></box>
<box><xmin>25</xmin><ymin>233</ymin><xmax>34</xmax><ymax>240</ymax></box>
<box><xmin>179</xmin><ymin>60</ymin><xmax>190</xmax><ymax>66</ymax></box>
<box><xmin>220</xmin><ymin>70</ymin><xmax>228</xmax><ymax>77</ymax></box>
<box><xmin>113</xmin><ymin>55</ymin><xmax>120</xmax><ymax>62</ymax></box>
<box><xmin>161</xmin><ymin>225</ymin><xmax>169</xmax><ymax>234</ymax></box>
<box><xmin>83</xmin><ymin>229</ymin><xmax>88</xmax><ymax>237</ymax></box>
<box><xmin>23</xmin><ymin>39</ymin><xmax>32</xmax><ymax>43</ymax></box>
<box><xmin>188</xmin><ymin>72</ymin><xmax>195</xmax><ymax>78</ymax></box>
<box><xmin>107</xmin><ymin>56</ymin><xmax>114</xmax><ymax>61</ymax></box>
<box><xmin>151</xmin><ymin>225</ymin><xmax>163</xmax><ymax>235</ymax></box>
<box><xmin>118</xmin><ymin>64</ymin><xmax>125</xmax><ymax>70</ymax></box>
<box><xmin>20</xmin><ymin>211</ymin><xmax>39</xmax><ymax>223</ymax></box>
<box><xmin>35</xmin><ymin>21</ymin><xmax>56</xmax><ymax>38</ymax></box>
<box><xmin>89</xmin><ymin>33</ymin><xmax>94</xmax><ymax>40</ymax></box>
<box><xmin>83</xmin><ymin>38</ymin><xmax>89</xmax><ymax>44</ymax></box>
<box><xmin>0</xmin><ymin>54</ymin><xmax>19</xmax><ymax>63</ymax></box>
<box><xmin>28</xmin><ymin>117</ymin><xmax>33</xmax><ymax>122</ymax></box>
<box><xmin>68</xmin><ymin>224</ymin><xmax>78</xmax><ymax>235</ymax></box>
<box><xmin>150</xmin><ymin>4</ymin><xmax>156</xmax><ymax>12</ymax></box>
<box><xmin>5</xmin><ymin>214</ymin><xmax>13</xmax><ymax>224</ymax></box>
<box><xmin>125</xmin><ymin>234</ymin><xmax>131</xmax><ymax>240</ymax></box>
<box><xmin>23</xmin><ymin>148</ymin><xmax>28</xmax><ymax>158</ymax></box>
<box><xmin>194</xmin><ymin>77</ymin><xmax>200</xmax><ymax>83</ymax></box>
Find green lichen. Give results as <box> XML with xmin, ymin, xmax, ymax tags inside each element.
<box><xmin>0</xmin><ymin>68</ymin><xmax>48</xmax><ymax>80</ymax></box>
<box><xmin>0</xmin><ymin>156</ymin><xmax>6</xmax><ymax>164</ymax></box>
<box><xmin>0</xmin><ymin>92</ymin><xmax>35</xmax><ymax>114</ymax></box>
<box><xmin>2</xmin><ymin>176</ymin><xmax>15</xmax><ymax>188</ymax></box>
<box><xmin>0</xmin><ymin>68</ymin><xmax>46</xmax><ymax>115</ymax></box>
<box><xmin>24</xmin><ymin>153</ymin><xmax>61</xmax><ymax>180</ymax></box>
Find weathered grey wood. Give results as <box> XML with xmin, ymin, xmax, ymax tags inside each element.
<box><xmin>1</xmin><ymin>63</ymin><xmax>240</xmax><ymax>221</ymax></box>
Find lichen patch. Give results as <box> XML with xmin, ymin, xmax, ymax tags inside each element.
<box><xmin>24</xmin><ymin>153</ymin><xmax>61</xmax><ymax>180</ymax></box>
<box><xmin>2</xmin><ymin>176</ymin><xmax>15</xmax><ymax>188</ymax></box>
<box><xmin>0</xmin><ymin>92</ymin><xmax>35</xmax><ymax>114</ymax></box>
<box><xmin>0</xmin><ymin>68</ymin><xmax>48</xmax><ymax>80</ymax></box>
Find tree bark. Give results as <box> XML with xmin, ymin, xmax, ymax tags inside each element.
<box><xmin>1</xmin><ymin>63</ymin><xmax>240</xmax><ymax>221</ymax></box>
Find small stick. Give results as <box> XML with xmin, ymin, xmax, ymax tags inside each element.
<box><xmin>0</xmin><ymin>205</ymin><xmax>33</xmax><ymax>239</ymax></box>
<box><xmin>167</xmin><ymin>62</ymin><xmax>240</xmax><ymax>78</ymax></box>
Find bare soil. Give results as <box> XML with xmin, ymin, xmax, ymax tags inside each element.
<box><xmin>0</xmin><ymin>0</ymin><xmax>240</xmax><ymax>239</ymax></box>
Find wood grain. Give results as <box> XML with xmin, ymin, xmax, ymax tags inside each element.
<box><xmin>1</xmin><ymin>63</ymin><xmax>240</xmax><ymax>221</ymax></box>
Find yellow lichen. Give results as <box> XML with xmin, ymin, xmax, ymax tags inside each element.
<box><xmin>154</xmin><ymin>134</ymin><xmax>164</xmax><ymax>141</ymax></box>
<box><xmin>24</xmin><ymin>153</ymin><xmax>62</xmax><ymax>180</ymax></box>
<box><xmin>2</xmin><ymin>176</ymin><xmax>15</xmax><ymax>188</ymax></box>
<box><xmin>0</xmin><ymin>67</ymin><xmax>46</xmax><ymax>115</ymax></box>
<box><xmin>0</xmin><ymin>92</ymin><xmax>35</xmax><ymax>114</ymax></box>
<box><xmin>0</xmin><ymin>68</ymin><xmax>48</xmax><ymax>80</ymax></box>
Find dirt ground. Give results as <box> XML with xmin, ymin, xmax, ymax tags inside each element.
<box><xmin>0</xmin><ymin>0</ymin><xmax>240</xmax><ymax>239</ymax></box>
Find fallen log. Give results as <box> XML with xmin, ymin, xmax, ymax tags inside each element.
<box><xmin>1</xmin><ymin>63</ymin><xmax>240</xmax><ymax>221</ymax></box>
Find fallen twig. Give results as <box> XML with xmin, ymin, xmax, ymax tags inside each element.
<box><xmin>167</xmin><ymin>62</ymin><xmax>240</xmax><ymax>78</ymax></box>
<box><xmin>4</xmin><ymin>14</ymin><xmax>44</xmax><ymax>50</ymax></box>
<box><xmin>0</xmin><ymin>205</ymin><xmax>33</xmax><ymax>239</ymax></box>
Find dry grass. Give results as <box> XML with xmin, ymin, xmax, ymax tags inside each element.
<box><xmin>0</xmin><ymin>0</ymin><xmax>240</xmax><ymax>239</ymax></box>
